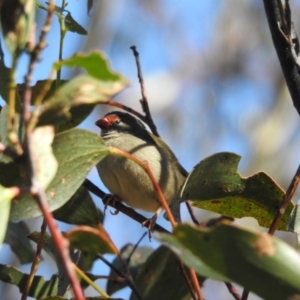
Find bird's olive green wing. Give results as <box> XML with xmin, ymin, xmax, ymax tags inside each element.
<box><xmin>149</xmin><ymin>133</ymin><xmax>188</xmax><ymax>178</ymax></box>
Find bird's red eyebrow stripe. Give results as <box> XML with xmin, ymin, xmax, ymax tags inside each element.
<box><xmin>106</xmin><ymin>115</ymin><xmax>120</xmax><ymax>124</ymax></box>
<box><xmin>96</xmin><ymin>115</ymin><xmax>120</xmax><ymax>128</ymax></box>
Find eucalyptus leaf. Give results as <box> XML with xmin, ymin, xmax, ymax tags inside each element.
<box><xmin>65</xmin><ymin>225</ymin><xmax>118</xmax><ymax>254</ymax></box>
<box><xmin>154</xmin><ymin>231</ymin><xmax>228</xmax><ymax>282</ymax></box>
<box><xmin>40</xmin><ymin>297</ymin><xmax>105</xmax><ymax>300</ymax></box>
<box><xmin>0</xmin><ymin>105</ymin><xmax>22</xmax><ymax>163</ymax></box>
<box><xmin>130</xmin><ymin>246</ymin><xmax>205</xmax><ymax>300</ymax></box>
<box><xmin>0</xmin><ymin>61</ymin><xmax>10</xmax><ymax>103</ymax></box>
<box><xmin>107</xmin><ymin>244</ymin><xmax>154</xmax><ymax>295</ymax></box>
<box><xmin>37</xmin><ymin>74</ymin><xmax>128</xmax><ymax>127</ymax></box>
<box><xmin>0</xmin><ymin>264</ymin><xmax>59</xmax><ymax>298</ymax></box>
<box><xmin>180</xmin><ymin>152</ymin><xmax>292</xmax><ymax>230</ymax></box>
<box><xmin>53</xmin><ymin>185</ymin><xmax>103</xmax><ymax>226</ymax></box>
<box><xmin>31</xmin><ymin>126</ymin><xmax>58</xmax><ymax>189</ymax></box>
<box><xmin>65</xmin><ymin>12</ymin><xmax>87</xmax><ymax>35</ymax></box>
<box><xmin>28</xmin><ymin>231</ymin><xmax>80</xmax><ymax>296</ymax></box>
<box><xmin>17</xmin><ymin>79</ymin><xmax>68</xmax><ymax>104</ymax></box>
<box><xmin>0</xmin><ymin>185</ymin><xmax>18</xmax><ymax>249</ymax></box>
<box><xmin>0</xmin><ymin>105</ymin><xmax>12</xmax><ymax>163</ymax></box>
<box><xmin>53</xmin><ymin>51</ymin><xmax>129</xmax><ymax>83</ymax></box>
<box><xmin>1</xmin><ymin>0</ymin><xmax>35</xmax><ymax>53</ymax></box>
<box><xmin>9</xmin><ymin>129</ymin><xmax>109</xmax><ymax>220</ymax></box>
<box><xmin>157</xmin><ymin>223</ymin><xmax>300</xmax><ymax>300</ymax></box>
<box><xmin>4</xmin><ymin>221</ymin><xmax>35</xmax><ymax>264</ymax></box>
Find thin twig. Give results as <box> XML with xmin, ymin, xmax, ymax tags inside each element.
<box><xmin>130</xmin><ymin>46</ymin><xmax>159</xmax><ymax>137</ymax></box>
<box><xmin>104</xmin><ymin>100</ymin><xmax>146</xmax><ymax>121</ymax></box>
<box><xmin>188</xmin><ymin>268</ymin><xmax>204</xmax><ymax>300</ymax></box>
<box><xmin>179</xmin><ymin>262</ymin><xmax>197</xmax><ymax>300</ymax></box>
<box><xmin>241</xmin><ymin>289</ymin><xmax>250</xmax><ymax>300</ymax></box>
<box><xmin>115</xmin><ymin>234</ymin><xmax>147</xmax><ymax>300</ymax></box>
<box><xmin>185</xmin><ymin>201</ymin><xmax>200</xmax><ymax>225</ymax></box>
<box><xmin>225</xmin><ymin>282</ymin><xmax>241</xmax><ymax>300</ymax></box>
<box><xmin>30</xmin><ymin>185</ymin><xmax>84</xmax><ymax>299</ymax></box>
<box><xmin>268</xmin><ymin>164</ymin><xmax>300</xmax><ymax>235</ymax></box>
<box><xmin>126</xmin><ymin>232</ymin><xmax>147</xmax><ymax>264</ymax></box>
<box><xmin>21</xmin><ymin>219</ymin><xmax>47</xmax><ymax>300</ymax></box>
<box><xmin>20</xmin><ymin>1</ymin><xmax>84</xmax><ymax>298</ymax></box>
<box><xmin>97</xmin><ymin>254</ymin><xmax>143</xmax><ymax>300</ymax></box>
<box><xmin>22</xmin><ymin>1</ymin><xmax>54</xmax><ymax>125</ymax></box>
<box><xmin>56</xmin><ymin>0</ymin><xmax>67</xmax><ymax>89</ymax></box>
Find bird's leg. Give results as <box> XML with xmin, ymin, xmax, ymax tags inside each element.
<box><xmin>102</xmin><ymin>194</ymin><xmax>122</xmax><ymax>215</ymax></box>
<box><xmin>142</xmin><ymin>207</ymin><xmax>163</xmax><ymax>239</ymax></box>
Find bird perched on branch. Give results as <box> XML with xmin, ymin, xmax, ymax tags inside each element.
<box><xmin>96</xmin><ymin>111</ymin><xmax>187</xmax><ymax>229</ymax></box>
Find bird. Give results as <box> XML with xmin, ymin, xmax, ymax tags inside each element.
<box><xmin>95</xmin><ymin>111</ymin><xmax>187</xmax><ymax>230</ymax></box>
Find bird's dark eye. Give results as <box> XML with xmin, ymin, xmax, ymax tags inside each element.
<box><xmin>114</xmin><ymin>118</ymin><xmax>121</xmax><ymax>124</ymax></box>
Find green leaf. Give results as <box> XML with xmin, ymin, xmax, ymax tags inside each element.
<box><xmin>40</xmin><ymin>297</ymin><xmax>105</xmax><ymax>300</ymax></box>
<box><xmin>0</xmin><ymin>105</ymin><xmax>22</xmax><ymax>163</ymax></box>
<box><xmin>155</xmin><ymin>231</ymin><xmax>228</xmax><ymax>281</ymax></box>
<box><xmin>9</xmin><ymin>129</ymin><xmax>109</xmax><ymax>221</ymax></box>
<box><xmin>53</xmin><ymin>51</ymin><xmax>129</xmax><ymax>83</ymax></box>
<box><xmin>130</xmin><ymin>246</ymin><xmax>205</xmax><ymax>300</ymax></box>
<box><xmin>65</xmin><ymin>225</ymin><xmax>118</xmax><ymax>254</ymax></box>
<box><xmin>20</xmin><ymin>78</ymin><xmax>91</xmax><ymax>131</ymax></box>
<box><xmin>55</xmin><ymin>105</ymin><xmax>95</xmax><ymax>132</ymax></box>
<box><xmin>31</xmin><ymin>126</ymin><xmax>58</xmax><ymax>189</ymax></box>
<box><xmin>180</xmin><ymin>152</ymin><xmax>292</xmax><ymax>230</ymax></box>
<box><xmin>37</xmin><ymin>74</ymin><xmax>128</xmax><ymax>127</ymax></box>
<box><xmin>0</xmin><ymin>162</ymin><xmax>24</xmax><ymax>187</ymax></box>
<box><xmin>0</xmin><ymin>185</ymin><xmax>18</xmax><ymax>248</ymax></box>
<box><xmin>28</xmin><ymin>231</ymin><xmax>80</xmax><ymax>296</ymax></box>
<box><xmin>158</xmin><ymin>223</ymin><xmax>300</xmax><ymax>300</ymax></box>
<box><xmin>0</xmin><ymin>61</ymin><xmax>11</xmax><ymax>103</ymax></box>
<box><xmin>37</xmin><ymin>2</ymin><xmax>87</xmax><ymax>35</ymax></box>
<box><xmin>4</xmin><ymin>221</ymin><xmax>35</xmax><ymax>264</ymax></box>
<box><xmin>0</xmin><ymin>264</ymin><xmax>59</xmax><ymax>298</ymax></box>
<box><xmin>0</xmin><ymin>105</ymin><xmax>12</xmax><ymax>163</ymax></box>
<box><xmin>65</xmin><ymin>12</ymin><xmax>87</xmax><ymax>35</ymax></box>
<box><xmin>17</xmin><ymin>79</ymin><xmax>68</xmax><ymax>104</ymax></box>
<box><xmin>53</xmin><ymin>185</ymin><xmax>103</xmax><ymax>226</ymax></box>
<box><xmin>107</xmin><ymin>244</ymin><xmax>154</xmax><ymax>295</ymax></box>
<box><xmin>1</xmin><ymin>0</ymin><xmax>35</xmax><ymax>53</ymax></box>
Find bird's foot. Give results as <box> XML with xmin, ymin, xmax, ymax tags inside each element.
<box><xmin>103</xmin><ymin>194</ymin><xmax>121</xmax><ymax>216</ymax></box>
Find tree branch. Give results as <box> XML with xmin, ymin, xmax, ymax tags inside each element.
<box><xmin>263</xmin><ymin>0</ymin><xmax>300</xmax><ymax>114</ymax></box>
<box><xmin>83</xmin><ymin>179</ymin><xmax>169</xmax><ymax>234</ymax></box>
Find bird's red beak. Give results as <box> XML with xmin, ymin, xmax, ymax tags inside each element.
<box><xmin>95</xmin><ymin>115</ymin><xmax>120</xmax><ymax>129</ymax></box>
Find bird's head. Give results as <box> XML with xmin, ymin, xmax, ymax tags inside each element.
<box><xmin>95</xmin><ymin>111</ymin><xmax>146</xmax><ymax>137</ymax></box>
